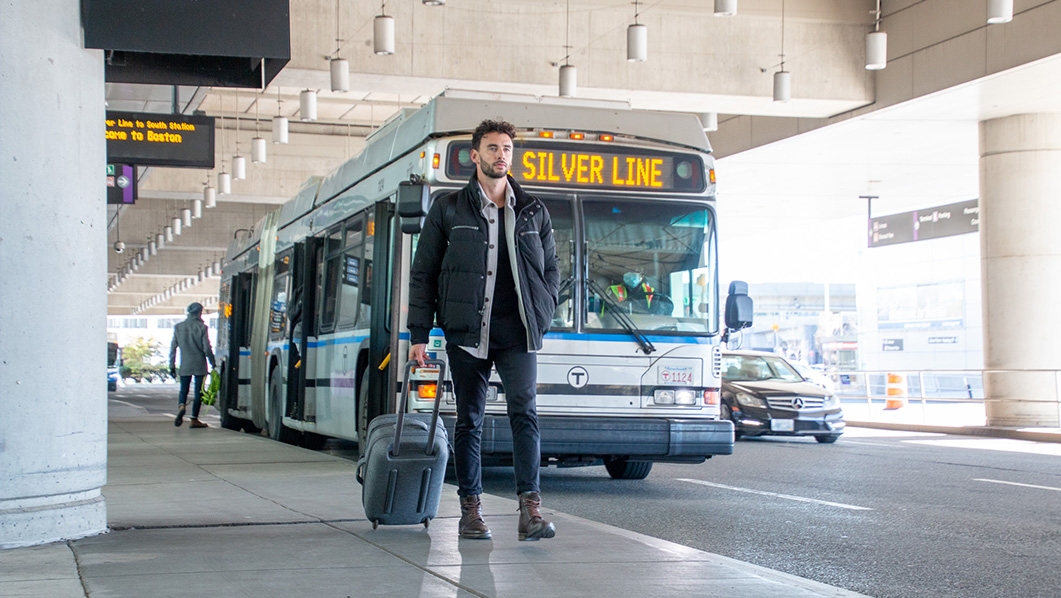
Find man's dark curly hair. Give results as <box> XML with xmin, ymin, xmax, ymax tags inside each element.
<box><xmin>471</xmin><ymin>119</ymin><xmax>517</xmax><ymax>150</ymax></box>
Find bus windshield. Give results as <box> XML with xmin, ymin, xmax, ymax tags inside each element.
<box><xmin>583</xmin><ymin>197</ymin><xmax>717</xmax><ymax>335</ymax></box>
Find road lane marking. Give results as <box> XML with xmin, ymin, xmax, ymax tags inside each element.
<box><xmin>974</xmin><ymin>478</ymin><xmax>1061</xmax><ymax>493</ymax></box>
<box><xmin>677</xmin><ymin>478</ymin><xmax>874</xmax><ymax>511</ymax></box>
<box><xmin>905</xmin><ymin>438</ymin><xmax>1061</xmax><ymax>456</ymax></box>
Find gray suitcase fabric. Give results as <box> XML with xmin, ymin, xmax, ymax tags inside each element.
<box><xmin>357</xmin><ymin>361</ymin><xmax>449</xmax><ymax>527</ymax></box>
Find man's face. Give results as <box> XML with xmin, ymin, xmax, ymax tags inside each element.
<box><xmin>471</xmin><ymin>131</ymin><xmax>514</xmax><ymax>180</ymax></box>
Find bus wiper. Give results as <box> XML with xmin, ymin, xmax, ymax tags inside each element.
<box><xmin>587</xmin><ymin>280</ymin><xmax>656</xmax><ymax>355</ymax></box>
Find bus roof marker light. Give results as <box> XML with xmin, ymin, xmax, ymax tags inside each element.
<box><xmin>539</xmin><ymin>131</ymin><xmax>555</xmax><ymax>139</ymax></box>
<box><xmin>432</xmin><ymin>153</ymin><xmax>441</xmax><ymax>169</ymax></box>
<box><xmin>569</xmin><ymin>132</ymin><xmax>585</xmax><ymax>140</ymax></box>
<box><xmin>599</xmin><ymin>134</ymin><xmax>613</xmax><ymax>142</ymax></box>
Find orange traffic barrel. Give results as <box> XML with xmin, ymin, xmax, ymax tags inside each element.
<box><xmin>884</xmin><ymin>373</ymin><xmax>907</xmax><ymax>409</ymax></box>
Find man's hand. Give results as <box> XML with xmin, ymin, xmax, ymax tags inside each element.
<box><xmin>169</xmin><ymin>367</ymin><xmax>177</xmax><ymax>379</ymax></box>
<box><xmin>409</xmin><ymin>343</ymin><xmax>428</xmax><ymax>367</ymax></box>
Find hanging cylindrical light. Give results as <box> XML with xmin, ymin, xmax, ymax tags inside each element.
<box><xmin>165</xmin><ymin>225</ymin><xmax>174</xmax><ymax>243</ymax></box>
<box><xmin>204</xmin><ymin>183</ymin><xmax>217</xmax><ymax>208</ymax></box>
<box><xmin>212</xmin><ymin>260</ymin><xmax>221</xmax><ymax>276</ymax></box>
<box><xmin>149</xmin><ymin>240</ymin><xmax>157</xmax><ymax>255</ymax></box>
<box><xmin>773</xmin><ymin>70</ymin><xmax>791</xmax><ymax>102</ymax></box>
<box><xmin>218</xmin><ymin>171</ymin><xmax>232</xmax><ymax>195</ymax></box>
<box><xmin>197</xmin><ymin>268</ymin><xmax>205</xmax><ymax>283</ymax></box>
<box><xmin>181</xmin><ymin>208</ymin><xmax>192</xmax><ymax>228</ymax></box>
<box><xmin>192</xmin><ymin>198</ymin><xmax>203</xmax><ymax>219</ymax></box>
<box><xmin>866</xmin><ymin>31</ymin><xmax>887</xmax><ymax>70</ymax></box>
<box><xmin>272</xmin><ymin>116</ymin><xmax>289</xmax><ymax>144</ymax></box>
<box><xmin>140</xmin><ymin>247</ymin><xmax>149</xmax><ymax>261</ymax></box>
<box><xmin>627</xmin><ymin>24</ymin><xmax>647</xmax><ymax>62</ymax></box>
<box><xmin>374</xmin><ymin>13</ymin><xmax>395</xmax><ymax>55</ymax></box>
<box><xmin>700</xmin><ymin>112</ymin><xmax>718</xmax><ymax>132</ymax></box>
<box><xmin>251</xmin><ymin>136</ymin><xmax>267</xmax><ymax>164</ymax></box>
<box><xmin>330</xmin><ymin>58</ymin><xmax>350</xmax><ymax>92</ymax></box>
<box><xmin>172</xmin><ymin>216</ymin><xmax>182</xmax><ymax>236</ymax></box>
<box><xmin>714</xmin><ymin>0</ymin><xmax>737</xmax><ymax>16</ymax></box>
<box><xmin>559</xmin><ymin>64</ymin><xmax>577</xmax><ymax>97</ymax></box>
<box><xmin>156</xmin><ymin>232</ymin><xmax>165</xmax><ymax>251</ymax></box>
<box><xmin>300</xmin><ymin>90</ymin><xmax>318</xmax><ymax>121</ymax></box>
<box><xmin>232</xmin><ymin>154</ymin><xmax>247</xmax><ymax>180</ymax></box>
<box><xmin>987</xmin><ymin>0</ymin><xmax>1013</xmax><ymax>24</ymax></box>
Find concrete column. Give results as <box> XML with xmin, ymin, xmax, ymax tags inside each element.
<box><xmin>0</xmin><ymin>1</ymin><xmax>108</xmax><ymax>547</ymax></box>
<box><xmin>979</xmin><ymin>114</ymin><xmax>1061</xmax><ymax>428</ymax></box>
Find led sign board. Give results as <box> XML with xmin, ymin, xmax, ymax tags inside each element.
<box><xmin>105</xmin><ymin>111</ymin><xmax>214</xmax><ymax>168</ymax></box>
<box><xmin>446</xmin><ymin>142</ymin><xmax>705</xmax><ymax>192</ymax></box>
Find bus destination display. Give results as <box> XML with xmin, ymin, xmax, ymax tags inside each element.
<box><xmin>105</xmin><ymin>111</ymin><xmax>215</xmax><ymax>168</ymax></box>
<box><xmin>446</xmin><ymin>141</ymin><xmax>705</xmax><ymax>192</ymax></box>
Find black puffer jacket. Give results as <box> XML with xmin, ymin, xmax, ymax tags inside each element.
<box><xmin>408</xmin><ymin>175</ymin><xmax>560</xmax><ymax>352</ymax></box>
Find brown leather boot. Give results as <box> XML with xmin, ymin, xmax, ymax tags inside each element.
<box><xmin>517</xmin><ymin>491</ymin><xmax>555</xmax><ymax>541</ymax></box>
<box><xmin>458</xmin><ymin>495</ymin><xmax>491</xmax><ymax>539</ymax></box>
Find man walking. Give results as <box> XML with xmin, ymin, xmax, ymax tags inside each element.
<box><xmin>408</xmin><ymin>119</ymin><xmax>561</xmax><ymax>541</ymax></box>
<box><xmin>169</xmin><ymin>302</ymin><xmax>216</xmax><ymax>428</ymax></box>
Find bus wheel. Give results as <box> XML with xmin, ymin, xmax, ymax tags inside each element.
<box><xmin>300</xmin><ymin>431</ymin><xmax>328</xmax><ymax>450</ymax></box>
<box><xmin>268</xmin><ymin>368</ymin><xmax>298</xmax><ymax>444</ymax></box>
<box><xmin>604</xmin><ymin>457</ymin><xmax>653</xmax><ymax>480</ymax></box>
<box><xmin>357</xmin><ymin>369</ymin><xmax>370</xmax><ymax>458</ymax></box>
<box><xmin>218</xmin><ymin>367</ymin><xmax>242</xmax><ymax>432</ymax></box>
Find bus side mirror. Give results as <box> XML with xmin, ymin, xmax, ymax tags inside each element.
<box><xmin>724</xmin><ymin>280</ymin><xmax>753</xmax><ymax>332</ymax></box>
<box><xmin>397</xmin><ymin>181</ymin><xmax>430</xmax><ymax>234</ymax></box>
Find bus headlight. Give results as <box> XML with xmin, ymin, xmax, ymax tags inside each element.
<box><xmin>653</xmin><ymin>388</ymin><xmax>698</xmax><ymax>406</ymax></box>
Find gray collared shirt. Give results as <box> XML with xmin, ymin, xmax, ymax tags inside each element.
<box><xmin>460</xmin><ymin>179</ymin><xmax>518</xmax><ymax>359</ymax></box>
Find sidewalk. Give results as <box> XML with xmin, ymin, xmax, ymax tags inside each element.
<box><xmin>843</xmin><ymin>399</ymin><xmax>1061</xmax><ymax>443</ymax></box>
<box><xmin>1</xmin><ymin>414</ymin><xmax>868</xmax><ymax>598</ymax></box>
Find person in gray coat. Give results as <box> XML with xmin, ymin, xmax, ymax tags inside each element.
<box><xmin>169</xmin><ymin>302</ymin><xmax>216</xmax><ymax>428</ymax></box>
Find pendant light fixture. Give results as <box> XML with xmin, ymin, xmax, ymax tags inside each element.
<box><xmin>330</xmin><ymin>0</ymin><xmax>350</xmax><ymax>92</ymax></box>
<box><xmin>559</xmin><ymin>0</ymin><xmax>576</xmax><ymax>97</ymax></box>
<box><xmin>300</xmin><ymin>89</ymin><xmax>318</xmax><ymax>121</ymax></box>
<box><xmin>156</xmin><ymin>231</ymin><xmax>165</xmax><ymax>251</ymax></box>
<box><xmin>192</xmin><ymin>198</ymin><xmax>203</xmax><ymax>219</ymax></box>
<box><xmin>181</xmin><ymin>207</ymin><xmax>192</xmax><ymax>228</ymax></box>
<box><xmin>165</xmin><ymin>224</ymin><xmax>174</xmax><ymax>243</ymax></box>
<box><xmin>251</xmin><ymin>92</ymin><xmax>266</xmax><ymax>163</ymax></box>
<box><xmin>627</xmin><ymin>0</ymin><xmax>647</xmax><ymax>62</ymax></box>
<box><xmin>112</xmin><ymin>206</ymin><xmax>125</xmax><ymax>253</ymax></box>
<box><xmin>172</xmin><ymin>214</ymin><xmax>182</xmax><ymax>236</ymax></box>
<box><xmin>272</xmin><ymin>86</ymin><xmax>289</xmax><ymax>144</ymax></box>
<box><xmin>374</xmin><ymin>2</ymin><xmax>395</xmax><ymax>55</ymax></box>
<box><xmin>987</xmin><ymin>0</ymin><xmax>1013</xmax><ymax>24</ymax></box>
<box><xmin>865</xmin><ymin>0</ymin><xmax>887</xmax><ymax>70</ymax></box>
<box><xmin>204</xmin><ymin>175</ymin><xmax>217</xmax><ymax>208</ymax></box>
<box><xmin>217</xmin><ymin>98</ymin><xmax>231</xmax><ymax>193</ymax></box>
<box><xmin>714</xmin><ymin>0</ymin><xmax>737</xmax><ymax>16</ymax></box>
<box><xmin>700</xmin><ymin>112</ymin><xmax>719</xmax><ymax>132</ymax></box>
<box><xmin>231</xmin><ymin>90</ymin><xmax>247</xmax><ymax>180</ymax></box>
<box><xmin>773</xmin><ymin>0</ymin><xmax>790</xmax><ymax>103</ymax></box>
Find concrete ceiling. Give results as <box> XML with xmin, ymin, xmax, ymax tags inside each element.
<box><xmin>105</xmin><ymin>0</ymin><xmax>1061</xmax><ymax>314</ymax></box>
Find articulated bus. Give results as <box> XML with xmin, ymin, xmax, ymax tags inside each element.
<box><xmin>217</xmin><ymin>93</ymin><xmax>752</xmax><ymax>479</ymax></box>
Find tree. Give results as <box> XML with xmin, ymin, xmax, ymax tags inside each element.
<box><xmin>120</xmin><ymin>337</ymin><xmax>167</xmax><ymax>382</ymax></box>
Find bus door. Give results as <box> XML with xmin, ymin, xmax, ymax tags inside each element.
<box><xmin>361</xmin><ymin>200</ymin><xmax>396</xmax><ymax>443</ymax></box>
<box><xmin>228</xmin><ymin>271</ymin><xmax>255</xmax><ymax>412</ymax></box>
<box><xmin>285</xmin><ymin>239</ymin><xmax>318</xmax><ymax>421</ymax></box>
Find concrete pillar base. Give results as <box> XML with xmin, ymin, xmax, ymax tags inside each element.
<box><xmin>0</xmin><ymin>491</ymin><xmax>107</xmax><ymax>549</ymax></box>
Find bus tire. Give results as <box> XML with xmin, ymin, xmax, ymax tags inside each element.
<box><xmin>268</xmin><ymin>367</ymin><xmax>298</xmax><ymax>444</ymax></box>
<box><xmin>357</xmin><ymin>368</ymin><xmax>370</xmax><ymax>458</ymax></box>
<box><xmin>604</xmin><ymin>457</ymin><xmax>652</xmax><ymax>480</ymax></box>
<box><xmin>300</xmin><ymin>431</ymin><xmax>328</xmax><ymax>450</ymax></box>
<box><xmin>218</xmin><ymin>366</ymin><xmax>242</xmax><ymax>432</ymax></box>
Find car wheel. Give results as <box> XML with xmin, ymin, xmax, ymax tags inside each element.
<box><xmin>721</xmin><ymin>403</ymin><xmax>743</xmax><ymax>440</ymax></box>
<box><xmin>604</xmin><ymin>456</ymin><xmax>653</xmax><ymax>480</ymax></box>
<box><xmin>815</xmin><ymin>434</ymin><xmax>841</xmax><ymax>444</ymax></box>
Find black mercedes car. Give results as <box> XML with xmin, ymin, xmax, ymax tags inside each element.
<box><xmin>721</xmin><ymin>350</ymin><xmax>844</xmax><ymax>443</ymax></box>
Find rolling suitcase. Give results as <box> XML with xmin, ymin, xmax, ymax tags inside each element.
<box><xmin>356</xmin><ymin>359</ymin><xmax>449</xmax><ymax>529</ymax></box>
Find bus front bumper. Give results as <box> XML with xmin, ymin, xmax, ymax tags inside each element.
<box><xmin>441</xmin><ymin>415</ymin><xmax>734</xmax><ymax>462</ymax></box>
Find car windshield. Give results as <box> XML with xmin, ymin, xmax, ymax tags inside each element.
<box><xmin>722</xmin><ymin>354</ymin><xmax>804</xmax><ymax>382</ymax></box>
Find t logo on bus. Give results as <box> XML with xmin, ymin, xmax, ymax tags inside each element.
<box><xmin>567</xmin><ymin>366</ymin><xmax>589</xmax><ymax>388</ymax></box>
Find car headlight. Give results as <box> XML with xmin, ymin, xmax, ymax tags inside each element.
<box><xmin>823</xmin><ymin>394</ymin><xmax>840</xmax><ymax>409</ymax></box>
<box><xmin>735</xmin><ymin>392</ymin><xmax>766</xmax><ymax>408</ymax></box>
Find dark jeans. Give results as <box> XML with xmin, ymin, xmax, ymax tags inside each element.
<box><xmin>447</xmin><ymin>345</ymin><xmax>541</xmax><ymax>497</ymax></box>
<box><xmin>178</xmin><ymin>374</ymin><xmax>206</xmax><ymax>418</ymax></box>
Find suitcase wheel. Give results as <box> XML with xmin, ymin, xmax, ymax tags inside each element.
<box><xmin>372</xmin><ymin>520</ymin><xmax>379</xmax><ymax>530</ymax></box>
<box><xmin>423</xmin><ymin>518</ymin><xmax>430</xmax><ymax>529</ymax></box>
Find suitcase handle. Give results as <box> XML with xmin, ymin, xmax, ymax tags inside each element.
<box><xmin>391</xmin><ymin>358</ymin><xmax>447</xmax><ymax>458</ymax></box>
